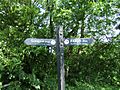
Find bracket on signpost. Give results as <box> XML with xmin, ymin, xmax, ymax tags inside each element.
<box><xmin>24</xmin><ymin>26</ymin><xmax>93</xmax><ymax>90</ymax></box>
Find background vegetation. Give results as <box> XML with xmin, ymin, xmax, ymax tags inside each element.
<box><xmin>0</xmin><ymin>0</ymin><xmax>120</xmax><ymax>89</ymax></box>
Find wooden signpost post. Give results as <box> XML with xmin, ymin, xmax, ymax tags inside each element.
<box><xmin>24</xmin><ymin>26</ymin><xmax>93</xmax><ymax>90</ymax></box>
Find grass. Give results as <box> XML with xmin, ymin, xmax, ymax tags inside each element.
<box><xmin>66</xmin><ymin>82</ymin><xmax>120</xmax><ymax>90</ymax></box>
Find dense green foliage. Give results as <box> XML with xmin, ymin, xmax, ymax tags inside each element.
<box><xmin>0</xmin><ymin>0</ymin><xmax>120</xmax><ymax>89</ymax></box>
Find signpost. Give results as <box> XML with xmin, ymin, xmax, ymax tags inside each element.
<box><xmin>24</xmin><ymin>26</ymin><xmax>93</xmax><ymax>90</ymax></box>
<box><xmin>64</xmin><ymin>38</ymin><xmax>93</xmax><ymax>46</ymax></box>
<box><xmin>24</xmin><ymin>38</ymin><xmax>56</xmax><ymax>46</ymax></box>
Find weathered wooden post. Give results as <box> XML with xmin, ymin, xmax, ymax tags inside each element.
<box><xmin>56</xmin><ymin>26</ymin><xmax>65</xmax><ymax>90</ymax></box>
